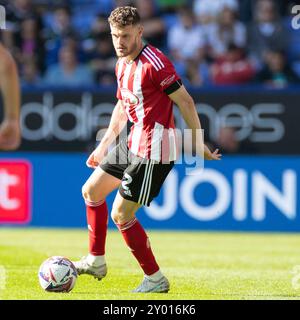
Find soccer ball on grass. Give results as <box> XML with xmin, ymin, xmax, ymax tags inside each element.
<box><xmin>38</xmin><ymin>256</ymin><xmax>77</xmax><ymax>293</ymax></box>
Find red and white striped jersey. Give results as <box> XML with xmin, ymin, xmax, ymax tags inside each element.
<box><xmin>115</xmin><ymin>44</ymin><xmax>181</xmax><ymax>162</ymax></box>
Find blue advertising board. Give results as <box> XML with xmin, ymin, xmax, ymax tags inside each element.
<box><xmin>0</xmin><ymin>153</ymin><xmax>299</xmax><ymax>231</ymax></box>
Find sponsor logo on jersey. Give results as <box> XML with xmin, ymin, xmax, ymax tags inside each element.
<box><xmin>160</xmin><ymin>75</ymin><xmax>175</xmax><ymax>88</ymax></box>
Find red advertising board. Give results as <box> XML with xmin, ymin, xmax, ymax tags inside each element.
<box><xmin>0</xmin><ymin>161</ymin><xmax>32</xmax><ymax>224</ymax></box>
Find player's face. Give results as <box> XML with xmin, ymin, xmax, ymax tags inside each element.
<box><xmin>110</xmin><ymin>24</ymin><xmax>143</xmax><ymax>58</ymax></box>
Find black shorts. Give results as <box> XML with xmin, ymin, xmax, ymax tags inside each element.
<box><xmin>100</xmin><ymin>139</ymin><xmax>174</xmax><ymax>206</ymax></box>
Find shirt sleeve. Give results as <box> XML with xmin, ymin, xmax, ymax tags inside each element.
<box><xmin>149</xmin><ymin>53</ymin><xmax>182</xmax><ymax>95</ymax></box>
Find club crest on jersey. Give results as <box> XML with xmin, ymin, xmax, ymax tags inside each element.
<box><xmin>120</xmin><ymin>88</ymin><xmax>139</xmax><ymax>108</ymax></box>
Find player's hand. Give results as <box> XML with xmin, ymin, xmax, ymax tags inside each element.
<box><xmin>86</xmin><ymin>146</ymin><xmax>107</xmax><ymax>169</ymax></box>
<box><xmin>204</xmin><ymin>145</ymin><xmax>222</xmax><ymax>160</ymax></box>
<box><xmin>0</xmin><ymin>118</ymin><xmax>21</xmax><ymax>150</ymax></box>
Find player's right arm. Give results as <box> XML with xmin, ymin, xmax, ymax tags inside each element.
<box><xmin>0</xmin><ymin>44</ymin><xmax>21</xmax><ymax>150</ymax></box>
<box><xmin>86</xmin><ymin>99</ymin><xmax>128</xmax><ymax>168</ymax></box>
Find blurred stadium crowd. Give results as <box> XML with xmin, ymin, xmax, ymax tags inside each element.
<box><xmin>0</xmin><ymin>0</ymin><xmax>300</xmax><ymax>89</ymax></box>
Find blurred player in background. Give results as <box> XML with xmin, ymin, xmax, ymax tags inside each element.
<box><xmin>74</xmin><ymin>6</ymin><xmax>221</xmax><ymax>293</ymax></box>
<box><xmin>0</xmin><ymin>43</ymin><xmax>21</xmax><ymax>150</ymax></box>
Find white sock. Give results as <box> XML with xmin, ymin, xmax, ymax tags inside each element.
<box><xmin>145</xmin><ymin>270</ymin><xmax>164</xmax><ymax>282</ymax></box>
<box><xmin>87</xmin><ymin>254</ymin><xmax>105</xmax><ymax>267</ymax></box>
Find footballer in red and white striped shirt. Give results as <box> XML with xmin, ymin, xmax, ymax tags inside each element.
<box><xmin>73</xmin><ymin>6</ymin><xmax>221</xmax><ymax>293</ymax></box>
<box><xmin>115</xmin><ymin>44</ymin><xmax>181</xmax><ymax>162</ymax></box>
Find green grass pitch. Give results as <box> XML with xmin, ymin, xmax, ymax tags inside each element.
<box><xmin>0</xmin><ymin>228</ymin><xmax>300</xmax><ymax>300</ymax></box>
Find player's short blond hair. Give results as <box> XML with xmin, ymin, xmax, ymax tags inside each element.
<box><xmin>108</xmin><ymin>6</ymin><xmax>140</xmax><ymax>28</ymax></box>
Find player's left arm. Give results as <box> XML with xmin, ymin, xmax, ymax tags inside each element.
<box><xmin>168</xmin><ymin>85</ymin><xmax>221</xmax><ymax>160</ymax></box>
<box><xmin>0</xmin><ymin>44</ymin><xmax>21</xmax><ymax>150</ymax></box>
<box><xmin>148</xmin><ymin>49</ymin><xmax>220</xmax><ymax>160</ymax></box>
